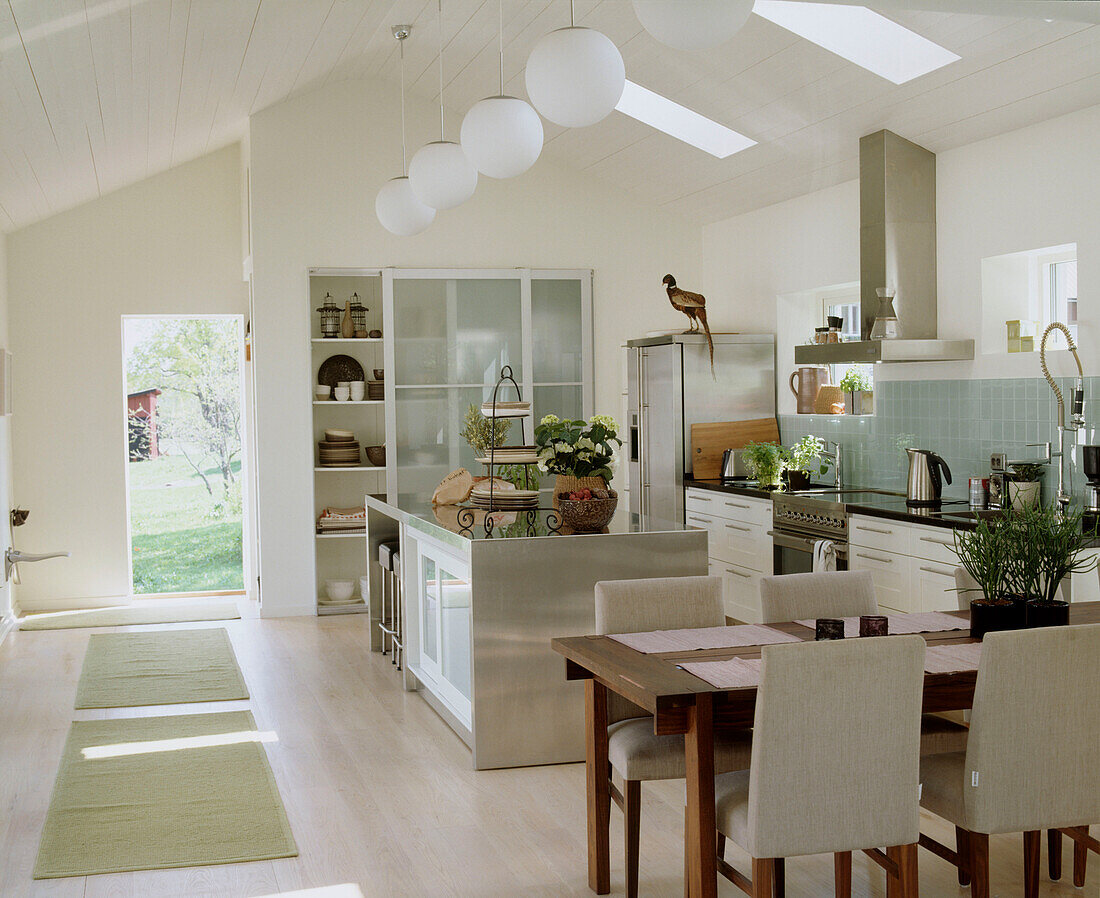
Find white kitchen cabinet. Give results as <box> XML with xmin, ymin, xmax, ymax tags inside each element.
<box><xmin>850</xmin><ymin>545</ymin><xmax>912</xmax><ymax>613</ymax></box>
<box><xmin>688</xmin><ymin>487</ymin><xmax>771</xmax><ymax>621</ymax></box>
<box><xmin>849</xmin><ymin>516</ymin><xmax>909</xmax><ymax>555</ymax></box>
<box><xmin>913</xmin><ymin>559</ymin><xmax>962</xmax><ymax>612</ymax></box>
<box><xmin>1068</xmin><ymin>549</ymin><xmax>1100</xmax><ymax>603</ymax></box>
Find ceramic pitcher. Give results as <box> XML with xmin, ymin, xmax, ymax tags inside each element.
<box><xmin>789</xmin><ymin>367</ymin><xmax>830</xmax><ymax>414</ymax></box>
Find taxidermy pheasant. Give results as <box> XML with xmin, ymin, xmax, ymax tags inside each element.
<box><xmin>663</xmin><ymin>274</ymin><xmax>714</xmax><ymax>374</ymax></box>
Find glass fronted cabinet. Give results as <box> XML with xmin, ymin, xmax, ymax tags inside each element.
<box><xmin>383</xmin><ymin>269</ymin><xmax>593</xmax><ymax>504</ymax></box>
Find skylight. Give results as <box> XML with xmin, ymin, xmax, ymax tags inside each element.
<box><xmin>753</xmin><ymin>1</ymin><xmax>960</xmax><ymax>85</ymax></box>
<box><xmin>615</xmin><ymin>80</ymin><xmax>757</xmax><ymax>159</ymax></box>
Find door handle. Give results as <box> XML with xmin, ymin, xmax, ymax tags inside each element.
<box><xmin>5</xmin><ymin>548</ymin><xmax>70</xmax><ymax>582</ymax></box>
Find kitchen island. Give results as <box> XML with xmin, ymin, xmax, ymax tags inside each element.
<box><xmin>364</xmin><ymin>494</ymin><xmax>707</xmax><ymax>770</ymax></box>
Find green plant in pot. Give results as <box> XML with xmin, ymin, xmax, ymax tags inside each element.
<box><xmin>839</xmin><ymin>367</ymin><xmax>873</xmax><ymax>416</ymax></box>
<box><xmin>781</xmin><ymin>434</ymin><xmax>831</xmax><ymax>491</ymax></box>
<box><xmin>1007</xmin><ymin>462</ymin><xmax>1044</xmax><ymax>510</ymax></box>
<box><xmin>953</xmin><ymin>516</ymin><xmax>1022</xmax><ymax>639</ymax></box>
<box><xmin>741</xmin><ymin>441</ymin><xmax>786</xmax><ymax>490</ymax></box>
<box><xmin>1015</xmin><ymin>503</ymin><xmax>1097</xmax><ymax>628</ymax></box>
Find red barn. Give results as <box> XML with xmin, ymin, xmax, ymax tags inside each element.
<box><xmin>127</xmin><ymin>388</ymin><xmax>162</xmax><ymax>459</ymax></box>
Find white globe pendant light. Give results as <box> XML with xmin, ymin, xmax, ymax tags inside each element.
<box><xmin>460</xmin><ymin>0</ymin><xmax>543</xmax><ymax>179</ymax></box>
<box><xmin>408</xmin><ymin>0</ymin><xmax>478</xmax><ymax>210</ymax></box>
<box><xmin>376</xmin><ymin>27</ymin><xmax>435</xmax><ymax>236</ymax></box>
<box><xmin>525</xmin><ymin>2</ymin><xmax>624</xmax><ymax>128</ymax></box>
<box><xmin>631</xmin><ymin>0</ymin><xmax>755</xmax><ymax>52</ymax></box>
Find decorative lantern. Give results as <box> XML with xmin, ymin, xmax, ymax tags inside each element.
<box><xmin>349</xmin><ymin>293</ymin><xmax>368</xmax><ymax>335</ymax></box>
<box><xmin>316</xmin><ymin>292</ymin><xmax>341</xmax><ymax>338</ymax></box>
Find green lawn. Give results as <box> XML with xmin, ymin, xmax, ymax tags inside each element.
<box><xmin>128</xmin><ymin>455</ymin><xmax>244</xmax><ymax>594</ymax></box>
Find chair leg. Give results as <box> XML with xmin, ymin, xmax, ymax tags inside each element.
<box><xmin>834</xmin><ymin>852</ymin><xmax>852</xmax><ymax>898</ymax></box>
<box><xmin>969</xmin><ymin>832</ymin><xmax>990</xmax><ymax>898</ymax></box>
<box><xmin>751</xmin><ymin>858</ymin><xmax>774</xmax><ymax>898</ymax></box>
<box><xmin>716</xmin><ymin>832</ymin><xmax>725</xmax><ymax>861</ymax></box>
<box><xmin>956</xmin><ymin>826</ymin><xmax>971</xmax><ymax>885</ymax></box>
<box><xmin>886</xmin><ymin>844</ymin><xmax>919</xmax><ymax>898</ymax></box>
<box><xmin>774</xmin><ymin>857</ymin><xmax>785</xmax><ymax>898</ymax></box>
<box><xmin>1073</xmin><ymin>827</ymin><xmax>1088</xmax><ymax>888</ymax></box>
<box><xmin>1048</xmin><ymin>828</ymin><xmax>1062</xmax><ymax>881</ymax></box>
<box><xmin>1023</xmin><ymin>831</ymin><xmax>1040</xmax><ymax>898</ymax></box>
<box><xmin>624</xmin><ymin>780</ymin><xmax>641</xmax><ymax>898</ymax></box>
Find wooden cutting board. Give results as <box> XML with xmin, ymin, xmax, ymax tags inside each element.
<box><xmin>690</xmin><ymin>418</ymin><xmax>781</xmax><ymax>479</ymax></box>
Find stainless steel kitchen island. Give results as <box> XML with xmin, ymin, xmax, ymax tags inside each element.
<box><xmin>364</xmin><ymin>494</ymin><xmax>707</xmax><ymax>769</ymax></box>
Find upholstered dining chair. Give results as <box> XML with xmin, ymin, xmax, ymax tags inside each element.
<box><xmin>594</xmin><ymin>576</ymin><xmax>757</xmax><ymax>898</ymax></box>
<box><xmin>919</xmin><ymin>624</ymin><xmax>1100</xmax><ymax>898</ymax></box>
<box><xmin>758</xmin><ymin>571</ymin><xmax>970</xmax><ymax>757</ymax></box>
<box><xmin>713</xmin><ymin>635</ymin><xmax>926</xmax><ymax>898</ymax></box>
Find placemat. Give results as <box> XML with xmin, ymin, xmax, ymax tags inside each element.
<box><xmin>924</xmin><ymin>642</ymin><xmax>983</xmax><ymax>674</ymax></box>
<box><xmin>794</xmin><ymin>611</ymin><xmax>968</xmax><ymax>638</ymax></box>
<box><xmin>609</xmin><ymin>624</ymin><xmax>803</xmax><ymax>654</ymax></box>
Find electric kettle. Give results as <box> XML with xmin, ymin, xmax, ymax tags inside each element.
<box><xmin>906</xmin><ymin>448</ymin><xmax>952</xmax><ymax>506</ymax></box>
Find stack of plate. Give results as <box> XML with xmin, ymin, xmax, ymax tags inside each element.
<box><xmin>481</xmin><ymin>400</ymin><xmax>530</xmax><ymax>417</ymax></box>
<box><xmin>469</xmin><ymin>487</ymin><xmax>539</xmax><ymax>510</ymax></box>
<box><xmin>476</xmin><ymin>445</ymin><xmax>540</xmax><ymax>465</ymax></box>
<box><xmin>368</xmin><ymin>381</ymin><xmax>384</xmax><ymax>401</ymax></box>
<box><xmin>318</xmin><ymin>430</ymin><xmax>360</xmax><ymax>466</ymax></box>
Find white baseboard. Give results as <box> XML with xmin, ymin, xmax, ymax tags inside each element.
<box><xmin>0</xmin><ymin>614</ymin><xmax>16</xmax><ymax>646</ymax></box>
<box><xmin>15</xmin><ymin>595</ymin><xmax>132</xmax><ymax>614</ymax></box>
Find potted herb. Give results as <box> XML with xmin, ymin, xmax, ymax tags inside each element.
<box><xmin>1007</xmin><ymin>462</ymin><xmax>1043</xmax><ymax>510</ymax></box>
<box><xmin>741</xmin><ymin>441</ymin><xmax>786</xmax><ymax>490</ymax></box>
<box><xmin>459</xmin><ymin>404</ymin><xmax>538</xmax><ymax>491</ymax></box>
<box><xmin>840</xmin><ymin>368</ymin><xmax>873</xmax><ymax>416</ymax></box>
<box><xmin>953</xmin><ymin>516</ymin><xmax>1023</xmax><ymax>638</ymax></box>
<box><xmin>535</xmin><ymin>414</ymin><xmax>622</xmax><ymax>512</ymax></box>
<box><xmin>781</xmin><ymin>434</ymin><xmax>830</xmax><ymax>491</ymax></box>
<box><xmin>1021</xmin><ymin>504</ymin><xmax>1097</xmax><ymax>628</ymax></box>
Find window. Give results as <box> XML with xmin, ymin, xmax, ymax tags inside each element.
<box><xmin>980</xmin><ymin>243</ymin><xmax>1077</xmax><ymax>354</ymax></box>
<box><xmin>1045</xmin><ymin>259</ymin><xmax>1078</xmax><ymax>348</ymax></box>
<box><xmin>823</xmin><ymin>297</ymin><xmax>870</xmax><ymax>390</ymax></box>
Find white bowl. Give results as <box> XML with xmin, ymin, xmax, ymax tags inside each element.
<box><xmin>334</xmin><ymin>387</ymin><xmax>350</xmax><ymax>401</ymax></box>
<box><xmin>349</xmin><ymin>387</ymin><xmax>366</xmax><ymax>401</ymax></box>
<box><xmin>314</xmin><ymin>385</ymin><xmax>331</xmax><ymax>399</ymax></box>
<box><xmin>336</xmin><ymin>381</ymin><xmax>350</xmax><ymax>388</ymax></box>
<box><xmin>325</xmin><ymin>579</ymin><xmax>356</xmax><ymax>601</ymax></box>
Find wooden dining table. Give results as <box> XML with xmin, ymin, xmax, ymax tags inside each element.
<box><xmin>551</xmin><ymin>603</ymin><xmax>1100</xmax><ymax>898</ymax></box>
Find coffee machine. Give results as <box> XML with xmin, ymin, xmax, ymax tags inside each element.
<box><xmin>1083</xmin><ymin>446</ymin><xmax>1100</xmax><ymax>531</ymax></box>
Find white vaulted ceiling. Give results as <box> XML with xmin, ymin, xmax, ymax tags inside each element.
<box><xmin>0</xmin><ymin>0</ymin><xmax>1098</xmax><ymax>232</ymax></box>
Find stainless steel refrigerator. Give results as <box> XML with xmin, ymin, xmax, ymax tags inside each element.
<box><xmin>627</xmin><ymin>334</ymin><xmax>775</xmax><ymax>530</ymax></box>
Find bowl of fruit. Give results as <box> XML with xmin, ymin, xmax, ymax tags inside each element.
<box><xmin>556</xmin><ymin>487</ymin><xmax>618</xmax><ymax>532</ymax></box>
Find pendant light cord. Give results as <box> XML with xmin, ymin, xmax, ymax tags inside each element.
<box><xmin>497</xmin><ymin>0</ymin><xmax>504</xmax><ymax>95</ymax></box>
<box><xmin>570</xmin><ymin>0</ymin><xmax>575</xmax><ymax>27</ymax></box>
<box><xmin>438</xmin><ymin>0</ymin><xmax>445</xmax><ymax>140</ymax></box>
<box><xmin>399</xmin><ymin>37</ymin><xmax>407</xmax><ymax>174</ymax></box>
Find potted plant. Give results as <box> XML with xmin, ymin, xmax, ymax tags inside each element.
<box><xmin>459</xmin><ymin>404</ymin><xmax>538</xmax><ymax>491</ymax></box>
<box><xmin>839</xmin><ymin>368</ymin><xmax>873</xmax><ymax>416</ymax></box>
<box><xmin>535</xmin><ymin>414</ymin><xmax>622</xmax><ymax>516</ymax></box>
<box><xmin>953</xmin><ymin>516</ymin><xmax>1023</xmax><ymax>638</ymax></box>
<box><xmin>741</xmin><ymin>441</ymin><xmax>786</xmax><ymax>490</ymax></box>
<box><xmin>781</xmin><ymin>434</ymin><xmax>831</xmax><ymax>491</ymax></box>
<box><xmin>1007</xmin><ymin>462</ymin><xmax>1043</xmax><ymax>510</ymax></box>
<box><xmin>1019</xmin><ymin>504</ymin><xmax>1097</xmax><ymax>628</ymax></box>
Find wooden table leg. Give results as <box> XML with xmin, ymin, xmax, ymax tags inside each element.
<box><xmin>684</xmin><ymin>693</ymin><xmax>717</xmax><ymax>898</ymax></box>
<box><xmin>585</xmin><ymin>679</ymin><xmax>611</xmax><ymax>894</ymax></box>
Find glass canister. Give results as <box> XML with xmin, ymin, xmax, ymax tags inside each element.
<box><xmin>870</xmin><ymin>287</ymin><xmax>898</xmax><ymax>340</ymax></box>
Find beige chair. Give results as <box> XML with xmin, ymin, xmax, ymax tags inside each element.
<box><xmin>713</xmin><ymin>635</ymin><xmax>926</xmax><ymax>898</ymax></box>
<box><xmin>918</xmin><ymin>624</ymin><xmax>1100</xmax><ymax>898</ymax></box>
<box><xmin>594</xmin><ymin>576</ymin><xmax>755</xmax><ymax>898</ymax></box>
<box><xmin>758</xmin><ymin>571</ymin><xmax>969</xmax><ymax>758</ymax></box>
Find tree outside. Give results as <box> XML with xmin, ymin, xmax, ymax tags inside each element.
<box><xmin>123</xmin><ymin>317</ymin><xmax>245</xmax><ymax>594</ymax></box>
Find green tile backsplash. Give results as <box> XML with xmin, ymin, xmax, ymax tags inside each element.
<box><xmin>779</xmin><ymin>376</ymin><xmax>1100</xmax><ymax>502</ymax></box>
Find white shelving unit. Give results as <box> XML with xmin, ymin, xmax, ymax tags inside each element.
<box><xmin>310</xmin><ymin>269</ymin><xmax>389</xmax><ymax>617</ymax></box>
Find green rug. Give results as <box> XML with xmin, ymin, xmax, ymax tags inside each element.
<box><xmin>20</xmin><ymin>601</ymin><xmax>240</xmax><ymax>631</ymax></box>
<box><xmin>34</xmin><ymin>711</ymin><xmax>297</xmax><ymax>878</ymax></box>
<box><xmin>75</xmin><ymin>629</ymin><xmax>249</xmax><ymax>709</ymax></box>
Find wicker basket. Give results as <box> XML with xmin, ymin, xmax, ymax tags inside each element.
<box><xmin>557</xmin><ymin>496</ymin><xmax>618</xmax><ymax>532</ymax></box>
<box><xmin>553</xmin><ymin>475</ymin><xmax>608</xmax><ymax>509</ymax></box>
<box><xmin>814</xmin><ymin>385</ymin><xmax>846</xmax><ymax>415</ymax></box>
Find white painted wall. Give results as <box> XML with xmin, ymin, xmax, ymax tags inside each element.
<box><xmin>7</xmin><ymin>145</ymin><xmax>248</xmax><ymax>610</ymax></box>
<box><xmin>0</xmin><ymin>234</ymin><xmax>12</xmax><ymax>635</ymax></box>
<box><xmin>248</xmin><ymin>77</ymin><xmax>701</xmax><ymax>616</ymax></box>
<box><xmin>701</xmin><ymin>103</ymin><xmax>1100</xmax><ymax>387</ymax></box>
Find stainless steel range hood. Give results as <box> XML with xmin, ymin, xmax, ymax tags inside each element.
<box><xmin>795</xmin><ymin>129</ymin><xmax>974</xmax><ymax>365</ymax></box>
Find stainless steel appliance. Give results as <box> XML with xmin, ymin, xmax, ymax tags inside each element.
<box><xmin>906</xmin><ymin>448</ymin><xmax>952</xmax><ymax>507</ymax></box>
<box><xmin>1083</xmin><ymin>446</ymin><xmax>1100</xmax><ymax>531</ymax></box>
<box><xmin>771</xmin><ymin>492</ymin><xmax>849</xmax><ymax>575</ymax></box>
<box><xmin>720</xmin><ymin>448</ymin><xmax>739</xmax><ymax>480</ymax></box>
<box><xmin>627</xmin><ymin>333</ymin><xmax>775</xmax><ymax>529</ymax></box>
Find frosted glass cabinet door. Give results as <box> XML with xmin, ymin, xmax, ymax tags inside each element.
<box><xmin>439</xmin><ymin>565</ymin><xmax>472</xmax><ymax>701</ymax></box>
<box><xmin>421</xmin><ymin>556</ymin><xmax>439</xmax><ymax>667</ymax></box>
<box><xmin>393</xmin><ymin>278</ymin><xmax>523</xmax><ymax>386</ymax></box>
<box><xmin>531</xmin><ymin>278</ymin><xmax>585</xmax><ymax>384</ymax></box>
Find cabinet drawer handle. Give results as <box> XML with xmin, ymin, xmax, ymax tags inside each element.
<box><xmin>856</xmin><ymin>551</ymin><xmax>893</xmax><ymax>564</ymax></box>
<box><xmin>691</xmin><ymin>496</ymin><xmax>713</xmax><ymax>502</ymax></box>
<box><xmin>919</xmin><ymin>535</ymin><xmax>954</xmax><ymax>548</ymax></box>
<box><xmin>856</xmin><ymin>525</ymin><xmax>893</xmax><ymax>535</ymax></box>
<box><xmin>725</xmin><ymin>523</ymin><xmax>751</xmax><ymax>532</ymax></box>
<box><xmin>919</xmin><ymin>565</ymin><xmax>954</xmax><ymax>576</ymax></box>
<box><xmin>687</xmin><ymin>516</ymin><xmax>711</xmax><ymax>526</ymax></box>
<box><xmin>726</xmin><ymin>567</ymin><xmax>751</xmax><ymax>578</ymax></box>
<box><xmin>724</xmin><ymin>501</ymin><xmax>750</xmax><ymax>509</ymax></box>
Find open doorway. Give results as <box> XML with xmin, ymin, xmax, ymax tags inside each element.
<box><xmin>122</xmin><ymin>316</ymin><xmax>250</xmax><ymax>596</ymax></box>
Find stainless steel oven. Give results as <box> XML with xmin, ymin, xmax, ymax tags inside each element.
<box><xmin>771</xmin><ymin>493</ymin><xmax>849</xmax><ymax>575</ymax></box>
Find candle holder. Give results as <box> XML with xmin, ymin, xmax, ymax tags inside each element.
<box><xmin>815</xmin><ymin>618</ymin><xmax>845</xmax><ymax>640</ymax></box>
<box><xmin>316</xmin><ymin>292</ymin><xmax>341</xmax><ymax>338</ymax></box>
<box><xmin>859</xmin><ymin>615</ymin><xmax>889</xmax><ymax>637</ymax></box>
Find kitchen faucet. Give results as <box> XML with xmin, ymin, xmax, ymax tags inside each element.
<box><xmin>827</xmin><ymin>441</ymin><xmax>843</xmax><ymax>489</ymax></box>
<box><xmin>1039</xmin><ymin>321</ymin><xmax>1085</xmax><ymax>511</ymax></box>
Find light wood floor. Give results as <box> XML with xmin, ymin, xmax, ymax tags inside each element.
<box><xmin>0</xmin><ymin>609</ymin><xmax>1095</xmax><ymax>898</ymax></box>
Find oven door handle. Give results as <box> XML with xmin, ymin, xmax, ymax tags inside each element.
<box><xmin>771</xmin><ymin>530</ymin><xmax>848</xmax><ymax>558</ymax></box>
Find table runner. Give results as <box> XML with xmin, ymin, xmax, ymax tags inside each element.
<box><xmin>682</xmin><ymin>640</ymin><xmax>984</xmax><ymax>689</ymax></box>
<box><xmin>608</xmin><ymin>624</ymin><xmax>803</xmax><ymax>654</ymax></box>
<box><xmin>794</xmin><ymin>611</ymin><xmax>967</xmax><ymax>639</ymax></box>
